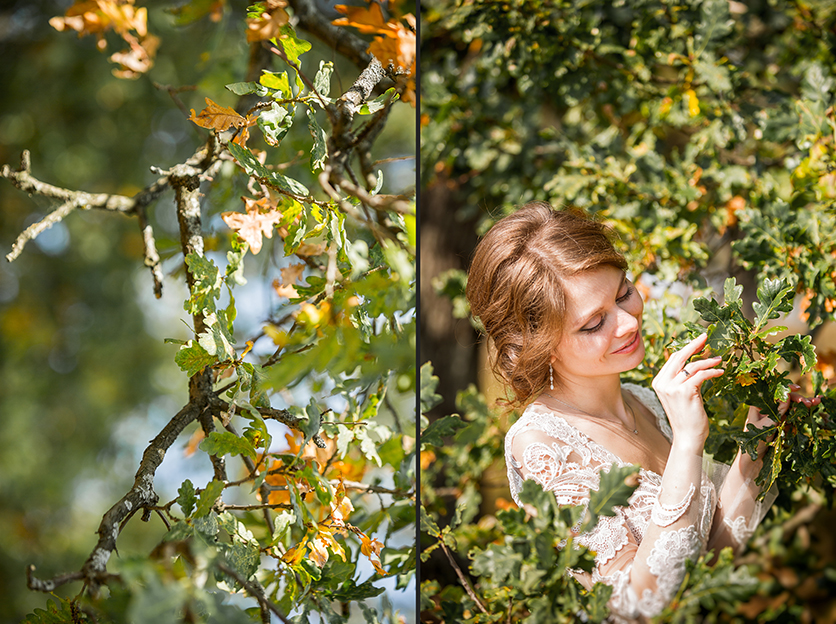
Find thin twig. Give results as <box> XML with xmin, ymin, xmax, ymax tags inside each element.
<box><xmin>216</xmin><ymin>563</ymin><xmax>291</xmax><ymax>624</ymax></box>
<box><xmin>26</xmin><ymin>566</ymin><xmax>85</xmax><ymax>593</ymax></box>
<box><xmin>136</xmin><ymin>205</ymin><xmax>164</xmax><ymax>298</ymax></box>
<box><xmin>152</xmin><ymin>82</ymin><xmax>197</xmax><ymax>118</ymax></box>
<box><xmin>219</xmin><ymin>502</ymin><xmax>293</xmax><ymax>511</ymax></box>
<box><xmin>439</xmin><ymin>541</ymin><xmax>489</xmax><ymax>615</ymax></box>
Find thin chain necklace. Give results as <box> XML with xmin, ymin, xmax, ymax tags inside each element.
<box><xmin>542</xmin><ymin>391</ymin><xmax>639</xmax><ymax>435</ymax></box>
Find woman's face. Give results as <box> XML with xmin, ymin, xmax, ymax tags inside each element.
<box><xmin>551</xmin><ymin>265</ymin><xmax>645</xmax><ymax>382</ymax></box>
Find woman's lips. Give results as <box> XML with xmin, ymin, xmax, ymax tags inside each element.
<box><xmin>613</xmin><ymin>331</ymin><xmax>640</xmax><ymax>355</ymax></box>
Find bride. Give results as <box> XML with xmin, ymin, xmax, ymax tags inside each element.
<box><xmin>465</xmin><ymin>202</ymin><xmax>819</xmax><ymax>621</ymax></box>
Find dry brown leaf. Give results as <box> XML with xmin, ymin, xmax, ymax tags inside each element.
<box><xmin>189</xmin><ymin>97</ymin><xmax>247</xmax><ymax>133</ymax></box>
<box><xmin>273</xmin><ymin>263</ymin><xmax>305</xmax><ymax>299</ymax></box>
<box><xmin>246</xmin><ymin>1</ymin><xmax>290</xmax><ymax>42</ymax></box>
<box><xmin>221</xmin><ymin>196</ymin><xmax>282</xmax><ymax>254</ymax></box>
<box><xmin>50</xmin><ymin>1</ymin><xmax>157</xmax><ymax>77</ymax></box>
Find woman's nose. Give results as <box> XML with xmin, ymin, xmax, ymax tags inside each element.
<box><xmin>615</xmin><ymin>306</ymin><xmax>639</xmax><ymax>336</ymax></box>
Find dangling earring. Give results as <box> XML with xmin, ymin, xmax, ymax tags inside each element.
<box><xmin>549</xmin><ymin>364</ymin><xmax>554</xmax><ymax>390</ymax></box>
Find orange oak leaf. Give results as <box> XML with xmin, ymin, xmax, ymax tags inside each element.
<box><xmin>189</xmin><ymin>97</ymin><xmax>247</xmax><ymax>133</ymax></box>
<box><xmin>273</xmin><ymin>262</ymin><xmax>305</xmax><ymax>299</ymax></box>
<box><xmin>50</xmin><ymin>1</ymin><xmax>158</xmax><ymax>78</ymax></box>
<box><xmin>246</xmin><ymin>0</ymin><xmax>290</xmax><ymax>42</ymax></box>
<box><xmin>368</xmin><ymin>18</ymin><xmax>415</xmax><ymax>71</ymax></box>
<box><xmin>333</xmin><ymin>3</ymin><xmax>415</xmax><ymax>106</ymax></box>
<box><xmin>332</xmin><ymin>2</ymin><xmax>390</xmax><ymax>35</ymax></box>
<box><xmin>369</xmin><ymin>15</ymin><xmax>415</xmax><ymax>104</ymax></box>
<box><xmin>221</xmin><ymin>196</ymin><xmax>282</xmax><ymax>254</ymax></box>
<box><xmin>184</xmin><ymin>428</ymin><xmax>206</xmax><ymax>457</ymax></box>
<box><xmin>360</xmin><ymin>533</ymin><xmax>386</xmax><ymax>576</ymax></box>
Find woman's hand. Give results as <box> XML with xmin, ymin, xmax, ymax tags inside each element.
<box><xmin>744</xmin><ymin>384</ymin><xmax>822</xmax><ymax>462</ymax></box>
<box><xmin>652</xmin><ymin>333</ymin><xmax>725</xmax><ymax>451</ymax></box>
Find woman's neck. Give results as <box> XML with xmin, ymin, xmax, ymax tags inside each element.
<box><xmin>541</xmin><ymin>373</ymin><xmax>631</xmax><ymax>426</ymax></box>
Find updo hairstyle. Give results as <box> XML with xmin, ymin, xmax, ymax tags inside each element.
<box><xmin>466</xmin><ymin>202</ymin><xmax>627</xmax><ymax>405</ymax></box>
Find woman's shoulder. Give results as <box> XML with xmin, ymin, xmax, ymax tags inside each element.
<box><xmin>505</xmin><ymin>402</ymin><xmax>578</xmax><ymax>450</ymax></box>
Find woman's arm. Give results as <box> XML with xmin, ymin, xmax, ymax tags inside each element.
<box><xmin>591</xmin><ymin>333</ymin><xmax>723</xmax><ymax>617</ymax></box>
<box><xmin>708</xmin><ymin>386</ymin><xmax>820</xmax><ymax>554</ymax></box>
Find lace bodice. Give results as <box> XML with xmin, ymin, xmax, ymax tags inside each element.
<box><xmin>504</xmin><ymin>383</ymin><xmax>776</xmax><ymax>622</ymax></box>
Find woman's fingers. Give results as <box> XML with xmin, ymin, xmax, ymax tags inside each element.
<box><xmin>661</xmin><ymin>333</ymin><xmax>713</xmax><ymax>378</ymax></box>
<box><xmin>682</xmin><ymin>366</ymin><xmax>725</xmax><ymax>387</ymax></box>
<box><xmin>670</xmin><ymin>333</ymin><xmax>709</xmax><ymax>366</ymax></box>
<box><xmin>679</xmin><ymin>355</ymin><xmax>723</xmax><ymax>376</ymax></box>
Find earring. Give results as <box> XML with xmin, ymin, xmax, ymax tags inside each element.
<box><xmin>549</xmin><ymin>364</ymin><xmax>554</xmax><ymax>390</ymax></box>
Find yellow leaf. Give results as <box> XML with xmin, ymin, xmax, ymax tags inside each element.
<box><xmin>309</xmin><ymin>536</ymin><xmax>330</xmax><ymax>566</ymax></box>
<box><xmin>737</xmin><ymin>371</ymin><xmax>757</xmax><ymax>386</ymax></box>
<box><xmin>263</xmin><ymin>324</ymin><xmax>288</xmax><ymax>347</ymax></box>
<box><xmin>281</xmin><ymin>544</ymin><xmax>304</xmax><ymax>565</ymax></box>
<box><xmin>189</xmin><ymin>97</ymin><xmax>247</xmax><ymax>133</ymax></box>
<box><xmin>685</xmin><ymin>89</ymin><xmax>700</xmax><ymax>117</ymax></box>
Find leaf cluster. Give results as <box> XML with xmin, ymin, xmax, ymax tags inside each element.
<box><xmin>674</xmin><ymin>277</ymin><xmax>836</xmax><ymax>498</ymax></box>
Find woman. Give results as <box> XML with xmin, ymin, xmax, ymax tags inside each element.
<box><xmin>465</xmin><ymin>202</ymin><xmax>819</xmax><ymax>621</ymax></box>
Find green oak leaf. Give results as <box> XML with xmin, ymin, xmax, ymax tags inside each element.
<box><xmin>195</xmin><ymin>479</ymin><xmax>225</xmax><ymax>518</ymax></box>
<box><xmin>174</xmin><ymin>340</ymin><xmax>217</xmax><ymax>377</ymax></box>
<box><xmin>199</xmin><ymin>431</ymin><xmax>257</xmax><ymax>460</ymax></box>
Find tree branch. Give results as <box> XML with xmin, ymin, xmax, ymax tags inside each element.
<box><xmin>80</xmin><ymin>401</ymin><xmax>202</xmax><ymax>590</ymax></box>
<box><xmin>2</xmin><ymin>151</ymin><xmax>172</xmax><ymax>263</ymax></box>
<box><xmin>26</xmin><ymin>566</ymin><xmax>85</xmax><ymax>593</ymax></box>
<box><xmin>439</xmin><ymin>540</ymin><xmax>489</xmax><ymax>615</ymax></box>
<box><xmin>259</xmin><ymin>406</ymin><xmax>326</xmax><ymax>448</ymax></box>
<box><xmin>287</xmin><ymin>0</ymin><xmax>372</xmax><ymax>70</ymax></box>
<box><xmin>136</xmin><ymin>204</ymin><xmax>164</xmax><ymax>298</ymax></box>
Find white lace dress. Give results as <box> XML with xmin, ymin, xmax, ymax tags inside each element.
<box><xmin>505</xmin><ymin>383</ymin><xmax>776</xmax><ymax>622</ymax></box>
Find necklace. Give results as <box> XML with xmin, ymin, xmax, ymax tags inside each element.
<box><xmin>542</xmin><ymin>391</ymin><xmax>639</xmax><ymax>435</ymax></box>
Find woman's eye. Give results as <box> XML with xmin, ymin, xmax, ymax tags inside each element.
<box><xmin>617</xmin><ymin>286</ymin><xmax>634</xmax><ymax>303</ymax></box>
<box><xmin>582</xmin><ymin>317</ymin><xmax>605</xmax><ymax>333</ymax></box>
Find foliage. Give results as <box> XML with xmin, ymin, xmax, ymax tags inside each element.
<box><xmin>421</xmin><ymin>0</ymin><xmax>836</xmax><ymax>621</ymax></box>
<box><xmin>423</xmin><ymin>0</ymin><xmax>836</xmax><ymax>323</ymax></box>
<box><xmin>2</xmin><ymin>0</ymin><xmax>415</xmax><ymax>621</ymax></box>
<box><xmin>670</xmin><ymin>277</ymin><xmax>836</xmax><ymax>499</ymax></box>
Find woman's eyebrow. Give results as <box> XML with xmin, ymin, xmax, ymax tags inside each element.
<box><xmin>574</xmin><ymin>272</ymin><xmax>628</xmax><ymax>329</ymax></box>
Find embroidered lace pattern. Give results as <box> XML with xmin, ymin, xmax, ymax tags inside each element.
<box><xmin>637</xmin><ymin>526</ymin><xmax>702</xmax><ymax>617</ymax></box>
<box><xmin>724</xmin><ymin>515</ymin><xmax>754</xmax><ymax>546</ymax></box>
<box><xmin>578</xmin><ymin>513</ymin><xmax>630</xmax><ymax>565</ymax></box>
<box><xmin>651</xmin><ymin>482</ymin><xmax>696</xmax><ymax>527</ymax></box>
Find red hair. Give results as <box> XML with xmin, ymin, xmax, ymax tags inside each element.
<box><xmin>466</xmin><ymin>202</ymin><xmax>626</xmax><ymax>405</ymax></box>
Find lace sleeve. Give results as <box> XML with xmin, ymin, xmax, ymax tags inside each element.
<box><xmin>707</xmin><ymin>451</ymin><xmax>778</xmax><ymax>554</ymax></box>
